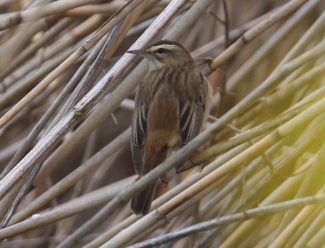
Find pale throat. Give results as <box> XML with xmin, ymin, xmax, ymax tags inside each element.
<box><xmin>146</xmin><ymin>56</ymin><xmax>189</xmax><ymax>72</ymax></box>
<box><xmin>146</xmin><ymin>56</ymin><xmax>165</xmax><ymax>71</ymax></box>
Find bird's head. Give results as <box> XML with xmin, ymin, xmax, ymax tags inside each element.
<box><xmin>127</xmin><ymin>40</ymin><xmax>194</xmax><ymax>71</ymax></box>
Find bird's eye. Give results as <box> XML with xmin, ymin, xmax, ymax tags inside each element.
<box><xmin>157</xmin><ymin>48</ymin><xmax>165</xmax><ymax>54</ymax></box>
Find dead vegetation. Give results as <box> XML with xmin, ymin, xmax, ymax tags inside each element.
<box><xmin>0</xmin><ymin>0</ymin><xmax>325</xmax><ymax>247</ymax></box>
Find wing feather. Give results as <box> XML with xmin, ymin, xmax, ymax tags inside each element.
<box><xmin>131</xmin><ymin>105</ymin><xmax>148</xmax><ymax>175</ymax></box>
<box><xmin>178</xmin><ymin>71</ymin><xmax>209</xmax><ymax>146</ymax></box>
<box><xmin>178</xmin><ymin>102</ymin><xmax>204</xmax><ymax>145</ymax></box>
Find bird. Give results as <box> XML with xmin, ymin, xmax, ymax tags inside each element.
<box><xmin>127</xmin><ymin>40</ymin><xmax>213</xmax><ymax>215</ymax></box>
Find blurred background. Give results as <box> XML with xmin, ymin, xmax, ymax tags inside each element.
<box><xmin>0</xmin><ymin>0</ymin><xmax>325</xmax><ymax>247</ymax></box>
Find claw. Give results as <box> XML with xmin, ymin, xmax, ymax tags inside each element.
<box><xmin>199</xmin><ymin>163</ymin><xmax>206</xmax><ymax>172</ymax></box>
<box><xmin>188</xmin><ymin>158</ymin><xmax>204</xmax><ymax>171</ymax></box>
<box><xmin>160</xmin><ymin>177</ymin><xmax>168</xmax><ymax>188</ymax></box>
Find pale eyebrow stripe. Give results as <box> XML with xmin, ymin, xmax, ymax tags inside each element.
<box><xmin>148</xmin><ymin>44</ymin><xmax>177</xmax><ymax>52</ymax></box>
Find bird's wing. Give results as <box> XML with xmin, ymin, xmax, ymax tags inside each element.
<box><xmin>178</xmin><ymin>72</ymin><xmax>209</xmax><ymax>146</ymax></box>
<box><xmin>131</xmin><ymin>103</ymin><xmax>148</xmax><ymax>175</ymax></box>
<box><xmin>131</xmin><ymin>73</ymin><xmax>156</xmax><ymax>175</ymax></box>
<box><xmin>178</xmin><ymin>101</ymin><xmax>204</xmax><ymax>145</ymax></box>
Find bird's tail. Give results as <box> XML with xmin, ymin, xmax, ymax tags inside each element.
<box><xmin>131</xmin><ymin>145</ymin><xmax>167</xmax><ymax>215</ymax></box>
<box><xmin>131</xmin><ymin>182</ymin><xmax>157</xmax><ymax>215</ymax></box>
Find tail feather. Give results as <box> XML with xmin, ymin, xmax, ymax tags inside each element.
<box><xmin>131</xmin><ymin>146</ymin><xmax>167</xmax><ymax>215</ymax></box>
<box><xmin>131</xmin><ymin>183</ymin><xmax>156</xmax><ymax>215</ymax></box>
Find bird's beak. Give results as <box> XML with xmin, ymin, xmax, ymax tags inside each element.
<box><xmin>127</xmin><ymin>49</ymin><xmax>147</xmax><ymax>56</ymax></box>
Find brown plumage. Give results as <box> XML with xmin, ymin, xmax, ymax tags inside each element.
<box><xmin>128</xmin><ymin>40</ymin><xmax>213</xmax><ymax>215</ymax></box>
